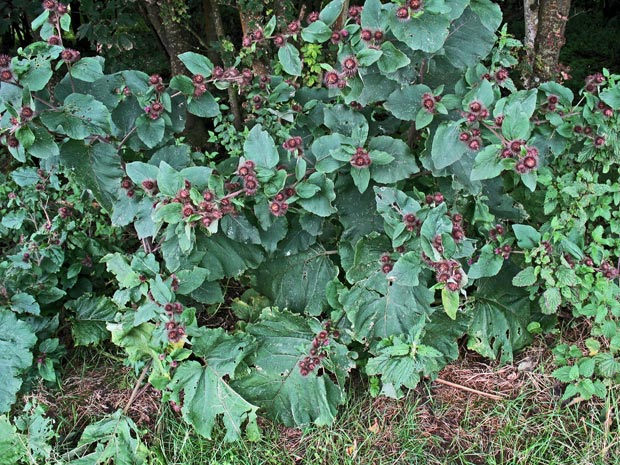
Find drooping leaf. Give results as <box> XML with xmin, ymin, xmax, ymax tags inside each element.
<box><xmin>68</xmin><ymin>295</ymin><xmax>117</xmax><ymax>346</ymax></box>
<box><xmin>255</xmin><ymin>246</ymin><xmax>338</xmax><ymax>316</ymax></box>
<box><xmin>278</xmin><ymin>44</ymin><xmax>302</xmax><ymax>76</ymax></box>
<box><xmin>384</xmin><ymin>84</ymin><xmax>431</xmax><ymax>121</ymax></box>
<box><xmin>244</xmin><ymin>124</ymin><xmax>280</xmax><ymax>169</ymax></box>
<box><xmin>198</xmin><ymin>233</ymin><xmax>265</xmax><ymax>281</ymax></box>
<box><xmin>40</xmin><ymin>93</ymin><xmax>111</xmax><ymax>139</ymax></box>
<box><xmin>0</xmin><ymin>311</ymin><xmax>37</xmax><ymax>413</ymax></box>
<box><xmin>442</xmin><ymin>7</ymin><xmax>498</xmax><ymax>69</ymax></box>
<box><xmin>466</xmin><ymin>267</ymin><xmax>534</xmax><ymax>363</ymax></box>
<box><xmin>68</xmin><ymin>410</ymin><xmax>150</xmax><ymax>464</ymax></box>
<box><xmin>388</xmin><ymin>8</ymin><xmax>451</xmax><ymax>53</ymax></box>
<box><xmin>232</xmin><ymin>309</ymin><xmax>353</xmax><ymax>427</ymax></box>
<box><xmin>431</xmin><ymin>121</ymin><xmax>471</xmax><ymax>169</ymax></box>
<box><xmin>60</xmin><ymin>141</ymin><xmax>123</xmax><ymax>212</ymax></box>
<box><xmin>169</xmin><ymin>329</ymin><xmax>259</xmax><ymax>441</ymax></box>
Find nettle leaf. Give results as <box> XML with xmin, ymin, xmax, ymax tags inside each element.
<box><xmin>278</xmin><ymin>44</ymin><xmax>302</xmax><ymax>76</ymax></box>
<box><xmin>540</xmin><ymin>287</ymin><xmax>561</xmax><ymax>315</ymax></box>
<box><xmin>512</xmin><ymin>266</ymin><xmax>537</xmax><ymax>287</ymax></box>
<box><xmin>255</xmin><ymin>246</ymin><xmax>338</xmax><ymax>316</ymax></box>
<box><xmin>467</xmin><ymin>267</ymin><xmax>534</xmax><ymax>363</ymax></box>
<box><xmin>60</xmin><ymin>141</ymin><xmax>123</xmax><ymax>213</ymax></box>
<box><xmin>232</xmin><ymin>309</ymin><xmax>353</xmax><ymax>427</ymax></box>
<box><xmin>388</xmin><ymin>7</ymin><xmax>451</xmax><ymax>53</ymax></box>
<box><xmin>0</xmin><ymin>415</ymin><xmax>27</xmax><ymax>465</ymax></box>
<box><xmin>68</xmin><ymin>295</ymin><xmax>117</xmax><ymax>346</ymax></box>
<box><xmin>244</xmin><ymin>124</ymin><xmax>279</xmax><ymax>169</ymax></box>
<box><xmin>468</xmin><ymin>243</ymin><xmax>504</xmax><ymax>279</ymax></box>
<box><xmin>0</xmin><ymin>311</ymin><xmax>37</xmax><ymax>413</ymax></box>
<box><xmin>443</xmin><ymin>7</ymin><xmax>498</xmax><ymax>69</ymax></box>
<box><xmin>384</xmin><ymin>84</ymin><xmax>432</xmax><ymax>121</ymax></box>
<box><xmin>431</xmin><ymin>121</ymin><xmax>471</xmax><ymax>169</ymax></box>
<box><xmin>68</xmin><ymin>410</ymin><xmax>150</xmax><ymax>464</ymax></box>
<box><xmin>169</xmin><ymin>329</ymin><xmax>258</xmax><ymax>441</ymax></box>
<box><xmin>366</xmin><ymin>330</ymin><xmax>444</xmax><ymax>398</ymax></box>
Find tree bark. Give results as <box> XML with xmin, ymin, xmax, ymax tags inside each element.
<box><xmin>139</xmin><ymin>0</ymin><xmax>195</xmax><ymax>75</ymax></box>
<box><xmin>139</xmin><ymin>0</ymin><xmax>212</xmax><ymax>147</ymax></box>
<box><xmin>524</xmin><ymin>0</ymin><xmax>571</xmax><ymax>86</ymax></box>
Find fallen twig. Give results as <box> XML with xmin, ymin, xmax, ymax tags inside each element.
<box><xmin>434</xmin><ymin>377</ymin><xmax>509</xmax><ymax>401</ymax></box>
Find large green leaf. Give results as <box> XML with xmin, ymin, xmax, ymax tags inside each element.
<box><xmin>466</xmin><ymin>268</ymin><xmax>534</xmax><ymax>363</ymax></box>
<box><xmin>278</xmin><ymin>44</ymin><xmax>302</xmax><ymax>76</ymax></box>
<box><xmin>68</xmin><ymin>295</ymin><xmax>117</xmax><ymax>346</ymax></box>
<box><xmin>431</xmin><ymin>121</ymin><xmax>470</xmax><ymax>169</ymax></box>
<box><xmin>40</xmin><ymin>93</ymin><xmax>111</xmax><ymax>139</ymax></box>
<box><xmin>187</xmin><ymin>91</ymin><xmax>220</xmax><ymax>117</ymax></box>
<box><xmin>323</xmin><ymin>105</ymin><xmax>368</xmax><ymax>143</ymax></box>
<box><xmin>388</xmin><ymin>8</ymin><xmax>451</xmax><ymax>53</ymax></box>
<box><xmin>296</xmin><ymin>172</ymin><xmax>337</xmax><ymax>217</ymax></box>
<box><xmin>340</xmin><ymin>235</ymin><xmax>433</xmax><ymax>340</ymax></box>
<box><xmin>442</xmin><ymin>7</ymin><xmax>498</xmax><ymax>69</ymax></box>
<box><xmin>0</xmin><ymin>311</ymin><xmax>37</xmax><ymax>413</ymax></box>
<box><xmin>198</xmin><ymin>233</ymin><xmax>265</xmax><ymax>281</ymax></box>
<box><xmin>0</xmin><ymin>416</ymin><xmax>26</xmax><ymax>465</ymax></box>
<box><xmin>169</xmin><ymin>329</ymin><xmax>259</xmax><ymax>441</ymax></box>
<box><xmin>244</xmin><ymin>124</ymin><xmax>279</xmax><ymax>169</ymax></box>
<box><xmin>255</xmin><ymin>246</ymin><xmax>338</xmax><ymax>316</ymax></box>
<box><xmin>340</xmin><ymin>282</ymin><xmax>434</xmax><ymax>342</ymax></box>
<box><xmin>369</xmin><ymin>136</ymin><xmax>419</xmax><ymax>183</ymax></box>
<box><xmin>334</xmin><ymin>178</ymin><xmax>384</xmax><ymax>243</ymax></box>
<box><xmin>384</xmin><ymin>84</ymin><xmax>431</xmax><ymax>121</ymax></box>
<box><xmin>68</xmin><ymin>410</ymin><xmax>150</xmax><ymax>465</ymax></box>
<box><xmin>232</xmin><ymin>309</ymin><xmax>353</xmax><ymax>427</ymax></box>
<box><xmin>60</xmin><ymin>141</ymin><xmax>123</xmax><ymax>212</ymax></box>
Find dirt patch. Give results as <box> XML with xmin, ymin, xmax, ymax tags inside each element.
<box><xmin>30</xmin><ymin>356</ymin><xmax>161</xmax><ymax>441</ymax></box>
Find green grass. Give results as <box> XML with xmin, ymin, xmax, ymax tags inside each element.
<box><xmin>38</xmin><ymin>347</ymin><xmax>620</xmax><ymax>465</ymax></box>
<box><xmin>148</xmin><ymin>377</ymin><xmax>620</xmax><ymax>465</ymax></box>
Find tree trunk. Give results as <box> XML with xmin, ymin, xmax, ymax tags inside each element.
<box><xmin>139</xmin><ymin>0</ymin><xmax>195</xmax><ymax>75</ymax></box>
<box><xmin>139</xmin><ymin>0</ymin><xmax>211</xmax><ymax>147</ymax></box>
<box><xmin>523</xmin><ymin>0</ymin><xmax>571</xmax><ymax>86</ymax></box>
